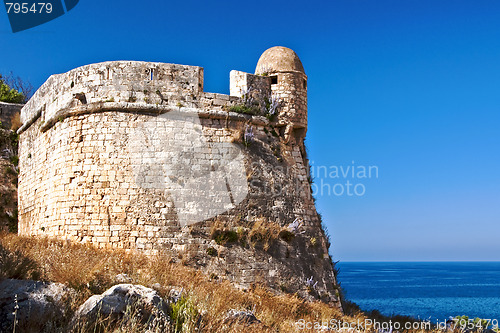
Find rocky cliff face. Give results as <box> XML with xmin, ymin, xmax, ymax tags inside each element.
<box><xmin>0</xmin><ymin>128</ymin><xmax>18</xmax><ymax>233</ymax></box>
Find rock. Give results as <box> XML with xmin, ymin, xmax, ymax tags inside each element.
<box><xmin>0</xmin><ymin>279</ymin><xmax>75</xmax><ymax>333</ymax></box>
<box><xmin>224</xmin><ymin>309</ymin><xmax>261</xmax><ymax>325</ymax></box>
<box><xmin>168</xmin><ymin>287</ymin><xmax>184</xmax><ymax>303</ymax></box>
<box><xmin>72</xmin><ymin>284</ymin><xmax>170</xmax><ymax>331</ymax></box>
<box><xmin>114</xmin><ymin>273</ymin><xmax>132</xmax><ymax>283</ymax></box>
<box><xmin>151</xmin><ymin>282</ymin><xmax>162</xmax><ymax>290</ymax></box>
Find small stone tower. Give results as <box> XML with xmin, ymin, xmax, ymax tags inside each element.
<box><xmin>255</xmin><ymin>46</ymin><xmax>308</xmax><ymax>144</ymax></box>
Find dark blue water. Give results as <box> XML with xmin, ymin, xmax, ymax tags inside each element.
<box><xmin>337</xmin><ymin>262</ymin><xmax>500</xmax><ymax>320</ymax></box>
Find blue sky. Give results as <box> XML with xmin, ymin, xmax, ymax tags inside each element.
<box><xmin>2</xmin><ymin>0</ymin><xmax>500</xmax><ymax>261</ymax></box>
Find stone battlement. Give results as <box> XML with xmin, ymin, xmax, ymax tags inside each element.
<box><xmin>19</xmin><ymin>61</ymin><xmax>277</xmax><ymax>135</ymax></box>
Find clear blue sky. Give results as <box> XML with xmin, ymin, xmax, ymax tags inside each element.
<box><xmin>2</xmin><ymin>0</ymin><xmax>500</xmax><ymax>261</ymax></box>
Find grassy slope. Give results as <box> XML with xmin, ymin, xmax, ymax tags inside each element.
<box><xmin>0</xmin><ymin>233</ymin><xmax>355</xmax><ymax>332</ymax></box>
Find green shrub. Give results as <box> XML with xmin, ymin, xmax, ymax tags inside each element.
<box><xmin>206</xmin><ymin>247</ymin><xmax>218</xmax><ymax>257</ymax></box>
<box><xmin>0</xmin><ymin>79</ymin><xmax>25</xmax><ymax>103</ymax></box>
<box><xmin>10</xmin><ymin>155</ymin><xmax>19</xmax><ymax>166</ymax></box>
<box><xmin>213</xmin><ymin>230</ymin><xmax>238</xmax><ymax>245</ymax></box>
<box><xmin>170</xmin><ymin>296</ymin><xmax>200</xmax><ymax>333</ymax></box>
<box><xmin>229</xmin><ymin>104</ymin><xmax>259</xmax><ymax>115</ymax></box>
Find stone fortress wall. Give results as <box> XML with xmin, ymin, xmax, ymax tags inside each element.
<box><xmin>0</xmin><ymin>101</ymin><xmax>22</xmax><ymax>130</ymax></box>
<box><xmin>17</xmin><ymin>47</ymin><xmax>342</xmax><ymax>308</ymax></box>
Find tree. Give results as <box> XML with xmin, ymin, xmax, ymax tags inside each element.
<box><xmin>0</xmin><ymin>80</ymin><xmax>24</xmax><ymax>104</ymax></box>
<box><xmin>0</xmin><ymin>73</ymin><xmax>33</xmax><ymax>104</ymax></box>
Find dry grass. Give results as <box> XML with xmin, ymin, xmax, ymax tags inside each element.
<box><xmin>0</xmin><ymin>233</ymin><xmax>462</xmax><ymax>332</ymax></box>
<box><xmin>247</xmin><ymin>217</ymin><xmax>283</xmax><ymax>250</ymax></box>
<box><xmin>0</xmin><ymin>232</ymin><xmax>353</xmax><ymax>332</ymax></box>
<box><xmin>210</xmin><ymin>217</ymin><xmax>294</xmax><ymax>251</ymax></box>
<box><xmin>10</xmin><ymin>112</ymin><xmax>22</xmax><ymax>131</ymax></box>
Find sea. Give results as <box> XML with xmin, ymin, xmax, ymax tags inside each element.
<box><xmin>337</xmin><ymin>262</ymin><xmax>500</xmax><ymax>321</ymax></box>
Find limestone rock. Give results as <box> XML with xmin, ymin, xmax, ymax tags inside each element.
<box><xmin>0</xmin><ymin>279</ymin><xmax>74</xmax><ymax>333</ymax></box>
<box><xmin>114</xmin><ymin>273</ymin><xmax>132</xmax><ymax>283</ymax></box>
<box><xmin>167</xmin><ymin>286</ymin><xmax>184</xmax><ymax>303</ymax></box>
<box><xmin>224</xmin><ymin>309</ymin><xmax>261</xmax><ymax>325</ymax></box>
<box><xmin>72</xmin><ymin>284</ymin><xmax>170</xmax><ymax>331</ymax></box>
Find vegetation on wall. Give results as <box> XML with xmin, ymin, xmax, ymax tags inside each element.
<box><xmin>210</xmin><ymin>218</ymin><xmax>295</xmax><ymax>251</ymax></box>
<box><xmin>229</xmin><ymin>87</ymin><xmax>280</xmax><ymax>119</ymax></box>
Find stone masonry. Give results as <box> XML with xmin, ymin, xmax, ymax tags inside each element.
<box><xmin>17</xmin><ymin>47</ymin><xmax>342</xmax><ymax>308</ymax></box>
<box><xmin>0</xmin><ymin>101</ymin><xmax>22</xmax><ymax>130</ymax></box>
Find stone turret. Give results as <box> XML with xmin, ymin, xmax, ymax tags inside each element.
<box><xmin>255</xmin><ymin>46</ymin><xmax>308</xmax><ymax>144</ymax></box>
